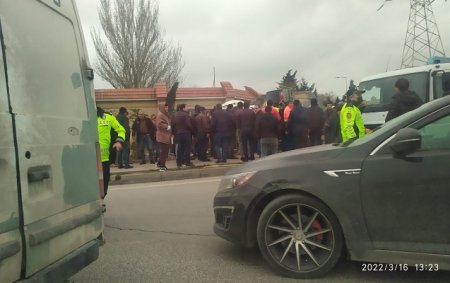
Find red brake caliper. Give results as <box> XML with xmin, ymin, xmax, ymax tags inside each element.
<box><xmin>311</xmin><ymin>219</ymin><xmax>324</xmax><ymax>242</ymax></box>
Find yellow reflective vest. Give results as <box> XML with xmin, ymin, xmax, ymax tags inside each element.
<box><xmin>340</xmin><ymin>103</ymin><xmax>365</xmax><ymax>143</ymax></box>
<box><xmin>98</xmin><ymin>112</ymin><xmax>125</xmax><ymax>162</ymax></box>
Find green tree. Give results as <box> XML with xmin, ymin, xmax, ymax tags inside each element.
<box><xmin>165</xmin><ymin>82</ymin><xmax>179</xmax><ymax>114</ymax></box>
<box><xmin>277</xmin><ymin>70</ymin><xmax>300</xmax><ymax>102</ymax></box>
<box><xmin>299</xmin><ymin>77</ymin><xmax>315</xmax><ymax>92</ymax></box>
<box><xmin>92</xmin><ymin>0</ymin><xmax>184</xmax><ymax>88</ymax></box>
<box><xmin>278</xmin><ymin>70</ymin><xmax>299</xmax><ymax>90</ymax></box>
<box><xmin>277</xmin><ymin>70</ymin><xmax>318</xmax><ymax>101</ymax></box>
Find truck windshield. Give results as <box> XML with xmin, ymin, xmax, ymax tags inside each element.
<box><xmin>358</xmin><ymin>72</ymin><xmax>428</xmax><ymax>113</ymax></box>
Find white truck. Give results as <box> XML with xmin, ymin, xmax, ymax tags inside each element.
<box><xmin>1</xmin><ymin>0</ymin><xmax>104</xmax><ymax>282</ymax></box>
<box><xmin>358</xmin><ymin>63</ymin><xmax>450</xmax><ymax>129</ymax></box>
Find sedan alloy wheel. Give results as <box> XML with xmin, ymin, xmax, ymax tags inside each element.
<box><xmin>257</xmin><ymin>194</ymin><xmax>343</xmax><ymax>278</ymax></box>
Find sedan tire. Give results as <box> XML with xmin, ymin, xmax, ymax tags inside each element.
<box><xmin>257</xmin><ymin>194</ymin><xmax>343</xmax><ymax>279</ymax></box>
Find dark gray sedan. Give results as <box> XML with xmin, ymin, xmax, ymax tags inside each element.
<box><xmin>213</xmin><ymin>95</ymin><xmax>450</xmax><ymax>278</ymax></box>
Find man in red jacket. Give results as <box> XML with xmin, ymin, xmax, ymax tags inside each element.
<box><xmin>132</xmin><ymin>110</ymin><xmax>157</xmax><ymax>164</ymax></box>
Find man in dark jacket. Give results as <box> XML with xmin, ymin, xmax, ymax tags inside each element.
<box><xmin>236</xmin><ymin>101</ymin><xmax>256</xmax><ymax>161</ymax></box>
<box><xmin>195</xmin><ymin>106</ymin><xmax>211</xmax><ymax>161</ymax></box>
<box><xmin>256</xmin><ymin>106</ymin><xmax>280</xmax><ymax>157</ymax></box>
<box><xmin>322</xmin><ymin>101</ymin><xmax>339</xmax><ymax>144</ymax></box>
<box><xmin>234</xmin><ymin>101</ymin><xmax>244</xmax><ymax>158</ymax></box>
<box><xmin>307</xmin><ymin>97</ymin><xmax>324</xmax><ymax>146</ymax></box>
<box><xmin>226</xmin><ymin>104</ymin><xmax>238</xmax><ymax>159</ymax></box>
<box><xmin>286</xmin><ymin>100</ymin><xmax>309</xmax><ymax>150</ymax></box>
<box><xmin>171</xmin><ymin>104</ymin><xmax>193</xmax><ymax>168</ymax></box>
<box><xmin>262</xmin><ymin>99</ymin><xmax>282</xmax><ymax>121</ymax></box>
<box><xmin>211</xmin><ymin>104</ymin><xmax>234</xmax><ymax>163</ymax></box>
<box><xmin>116</xmin><ymin>107</ymin><xmax>133</xmax><ymax>168</ymax></box>
<box><xmin>385</xmin><ymin>78</ymin><xmax>422</xmax><ymax>122</ymax></box>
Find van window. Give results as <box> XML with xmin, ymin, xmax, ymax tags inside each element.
<box><xmin>7</xmin><ymin>2</ymin><xmax>87</xmax><ymax>119</ymax></box>
<box><xmin>433</xmin><ymin>73</ymin><xmax>450</xmax><ymax>99</ymax></box>
<box><xmin>359</xmin><ymin>72</ymin><xmax>428</xmax><ymax>113</ymax></box>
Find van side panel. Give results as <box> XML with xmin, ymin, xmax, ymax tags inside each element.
<box><xmin>0</xmin><ymin>28</ymin><xmax>21</xmax><ymax>283</ymax></box>
<box><xmin>1</xmin><ymin>0</ymin><xmax>103</xmax><ymax>278</ymax></box>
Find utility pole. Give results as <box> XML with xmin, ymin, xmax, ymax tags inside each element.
<box><xmin>378</xmin><ymin>0</ymin><xmax>446</xmax><ymax>68</ymax></box>
<box><xmin>401</xmin><ymin>0</ymin><xmax>446</xmax><ymax>68</ymax></box>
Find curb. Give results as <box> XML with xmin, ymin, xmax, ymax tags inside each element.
<box><xmin>110</xmin><ymin>164</ymin><xmax>238</xmax><ymax>185</ymax></box>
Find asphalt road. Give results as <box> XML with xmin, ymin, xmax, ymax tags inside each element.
<box><xmin>72</xmin><ymin>177</ymin><xmax>449</xmax><ymax>283</ymax></box>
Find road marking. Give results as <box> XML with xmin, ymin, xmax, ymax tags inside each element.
<box><xmin>109</xmin><ymin>176</ymin><xmax>222</xmax><ymax>191</ymax></box>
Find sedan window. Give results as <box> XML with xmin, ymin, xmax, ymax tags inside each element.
<box><xmin>418</xmin><ymin>114</ymin><xmax>450</xmax><ymax>150</ymax></box>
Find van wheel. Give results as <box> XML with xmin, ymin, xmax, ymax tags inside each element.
<box><xmin>257</xmin><ymin>194</ymin><xmax>343</xmax><ymax>279</ymax></box>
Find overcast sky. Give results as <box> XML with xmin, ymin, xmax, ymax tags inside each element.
<box><xmin>74</xmin><ymin>0</ymin><xmax>450</xmax><ymax>96</ymax></box>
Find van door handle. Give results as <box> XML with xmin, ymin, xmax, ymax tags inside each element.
<box><xmin>28</xmin><ymin>168</ymin><xmax>50</xmax><ymax>182</ymax></box>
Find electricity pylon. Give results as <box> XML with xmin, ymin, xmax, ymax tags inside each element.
<box><xmin>378</xmin><ymin>0</ymin><xmax>447</xmax><ymax>68</ymax></box>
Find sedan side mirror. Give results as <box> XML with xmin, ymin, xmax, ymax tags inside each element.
<box><xmin>390</xmin><ymin>128</ymin><xmax>421</xmax><ymax>156</ymax></box>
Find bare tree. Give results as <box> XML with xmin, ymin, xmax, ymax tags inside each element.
<box><xmin>91</xmin><ymin>0</ymin><xmax>184</xmax><ymax>88</ymax></box>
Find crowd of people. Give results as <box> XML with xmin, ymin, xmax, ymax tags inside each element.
<box><xmin>96</xmin><ymin>77</ymin><xmax>427</xmax><ymax>203</ymax></box>
<box><xmin>101</xmin><ymin>77</ymin><xmax>424</xmax><ymax>175</ymax></box>
<box><xmin>105</xmin><ymin>99</ymin><xmax>339</xmax><ymax>172</ymax></box>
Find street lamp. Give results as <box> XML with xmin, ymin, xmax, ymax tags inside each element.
<box><xmin>335</xmin><ymin>76</ymin><xmax>348</xmax><ymax>94</ymax></box>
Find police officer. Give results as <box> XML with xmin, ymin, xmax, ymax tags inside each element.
<box><xmin>340</xmin><ymin>90</ymin><xmax>365</xmax><ymax>143</ymax></box>
<box><xmin>97</xmin><ymin>107</ymin><xmax>125</xmax><ymax>200</ymax></box>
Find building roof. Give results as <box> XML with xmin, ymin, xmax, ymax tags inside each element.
<box><xmin>95</xmin><ymin>81</ymin><xmax>261</xmax><ymax>102</ymax></box>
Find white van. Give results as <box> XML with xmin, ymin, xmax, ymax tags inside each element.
<box><xmin>0</xmin><ymin>1</ymin><xmax>103</xmax><ymax>282</ymax></box>
<box><xmin>358</xmin><ymin>63</ymin><xmax>450</xmax><ymax>128</ymax></box>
